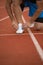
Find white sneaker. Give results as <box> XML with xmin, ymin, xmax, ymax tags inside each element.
<box><xmin>16</xmin><ymin>23</ymin><xmax>24</xmax><ymax>34</ymax></box>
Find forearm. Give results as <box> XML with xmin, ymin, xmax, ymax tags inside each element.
<box><xmin>31</xmin><ymin>0</ymin><xmax>43</xmax><ymax>22</ymax></box>
<box><xmin>31</xmin><ymin>8</ymin><xmax>42</xmax><ymax>22</ymax></box>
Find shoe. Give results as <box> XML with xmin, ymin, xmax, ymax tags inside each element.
<box><xmin>16</xmin><ymin>23</ymin><xmax>24</xmax><ymax>34</ymax></box>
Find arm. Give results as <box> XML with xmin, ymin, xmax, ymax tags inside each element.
<box><xmin>31</xmin><ymin>0</ymin><xmax>43</xmax><ymax>22</ymax></box>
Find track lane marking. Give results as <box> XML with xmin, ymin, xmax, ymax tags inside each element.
<box><xmin>0</xmin><ymin>33</ymin><xmax>43</xmax><ymax>37</ymax></box>
<box><xmin>0</xmin><ymin>16</ymin><xmax>9</xmax><ymax>21</ymax></box>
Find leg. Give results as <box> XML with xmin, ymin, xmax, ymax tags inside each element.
<box><xmin>12</xmin><ymin>0</ymin><xmax>23</xmax><ymax>23</ymax></box>
<box><xmin>12</xmin><ymin>0</ymin><xmax>28</xmax><ymax>33</ymax></box>
<box><xmin>5</xmin><ymin>0</ymin><xmax>18</xmax><ymax>29</ymax></box>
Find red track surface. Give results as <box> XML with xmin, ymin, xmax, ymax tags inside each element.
<box><xmin>0</xmin><ymin>0</ymin><xmax>43</xmax><ymax>65</ymax></box>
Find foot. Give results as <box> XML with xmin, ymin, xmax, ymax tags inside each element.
<box><xmin>16</xmin><ymin>23</ymin><xmax>24</xmax><ymax>34</ymax></box>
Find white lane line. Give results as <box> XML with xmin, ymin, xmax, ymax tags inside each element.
<box><xmin>0</xmin><ymin>33</ymin><xmax>43</xmax><ymax>37</ymax></box>
<box><xmin>0</xmin><ymin>33</ymin><xmax>29</xmax><ymax>36</ymax></box>
<box><xmin>34</xmin><ymin>33</ymin><xmax>43</xmax><ymax>35</ymax></box>
<box><xmin>0</xmin><ymin>16</ymin><xmax>9</xmax><ymax>22</ymax></box>
<box><xmin>27</xmin><ymin>28</ymin><xmax>43</xmax><ymax>61</ymax></box>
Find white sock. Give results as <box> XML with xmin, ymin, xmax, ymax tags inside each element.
<box><xmin>16</xmin><ymin>23</ymin><xmax>24</xmax><ymax>34</ymax></box>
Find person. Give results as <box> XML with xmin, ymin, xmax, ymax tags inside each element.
<box><xmin>28</xmin><ymin>0</ymin><xmax>43</xmax><ymax>30</ymax></box>
<box><xmin>5</xmin><ymin>0</ymin><xmax>27</xmax><ymax>33</ymax></box>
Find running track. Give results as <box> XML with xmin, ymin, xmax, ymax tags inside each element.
<box><xmin>0</xmin><ymin>0</ymin><xmax>43</xmax><ymax>65</ymax></box>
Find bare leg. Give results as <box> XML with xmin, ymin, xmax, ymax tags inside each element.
<box><xmin>5</xmin><ymin>0</ymin><xmax>18</xmax><ymax>29</ymax></box>
<box><xmin>12</xmin><ymin>4</ymin><xmax>23</xmax><ymax>24</ymax></box>
<box><xmin>12</xmin><ymin>0</ymin><xmax>29</xmax><ymax>33</ymax></box>
<box><xmin>12</xmin><ymin>1</ymin><xmax>24</xmax><ymax>33</ymax></box>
